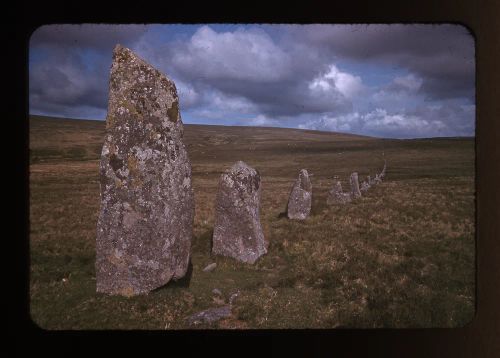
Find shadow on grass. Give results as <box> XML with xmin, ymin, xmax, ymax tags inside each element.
<box><xmin>152</xmin><ymin>260</ymin><xmax>194</xmax><ymax>291</ymax></box>
<box><xmin>277</xmin><ymin>211</ymin><xmax>288</xmax><ymax>219</ymax></box>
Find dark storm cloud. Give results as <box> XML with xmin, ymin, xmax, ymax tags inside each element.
<box><xmin>30</xmin><ymin>24</ymin><xmax>147</xmax><ymax>50</ymax></box>
<box><xmin>287</xmin><ymin>24</ymin><xmax>475</xmax><ymax>101</ymax></box>
<box><xmin>159</xmin><ymin>25</ymin><xmax>352</xmax><ymax>117</ymax></box>
<box><xmin>29</xmin><ymin>24</ymin><xmax>475</xmax><ymax>137</ymax></box>
<box><xmin>29</xmin><ymin>25</ymin><xmax>148</xmax><ymax>118</ymax></box>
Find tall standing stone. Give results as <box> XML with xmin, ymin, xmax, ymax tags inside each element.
<box><xmin>286</xmin><ymin>169</ymin><xmax>312</xmax><ymax>220</ymax></box>
<box><xmin>327</xmin><ymin>179</ymin><xmax>352</xmax><ymax>205</ymax></box>
<box><xmin>212</xmin><ymin>161</ymin><xmax>267</xmax><ymax>264</ymax></box>
<box><xmin>350</xmin><ymin>172</ymin><xmax>362</xmax><ymax>199</ymax></box>
<box><xmin>96</xmin><ymin>45</ymin><xmax>194</xmax><ymax>296</ymax></box>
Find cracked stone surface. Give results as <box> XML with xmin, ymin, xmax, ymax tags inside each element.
<box><xmin>287</xmin><ymin>169</ymin><xmax>312</xmax><ymax>220</ymax></box>
<box><xmin>212</xmin><ymin>161</ymin><xmax>267</xmax><ymax>264</ymax></box>
<box><xmin>96</xmin><ymin>44</ymin><xmax>194</xmax><ymax>296</ymax></box>
<box><xmin>350</xmin><ymin>172</ymin><xmax>362</xmax><ymax>199</ymax></box>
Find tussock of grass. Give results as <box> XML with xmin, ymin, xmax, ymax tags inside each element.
<box><xmin>29</xmin><ymin>116</ymin><xmax>474</xmax><ymax>329</ymax></box>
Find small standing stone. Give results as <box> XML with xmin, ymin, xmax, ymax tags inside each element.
<box><xmin>360</xmin><ymin>178</ymin><xmax>371</xmax><ymax>192</ymax></box>
<box><xmin>350</xmin><ymin>172</ymin><xmax>362</xmax><ymax>199</ymax></box>
<box><xmin>212</xmin><ymin>161</ymin><xmax>267</xmax><ymax>264</ymax></box>
<box><xmin>287</xmin><ymin>169</ymin><xmax>312</xmax><ymax>220</ymax></box>
<box><xmin>380</xmin><ymin>160</ymin><xmax>387</xmax><ymax>179</ymax></box>
<box><xmin>327</xmin><ymin>180</ymin><xmax>352</xmax><ymax>205</ymax></box>
<box><xmin>95</xmin><ymin>45</ymin><xmax>194</xmax><ymax>296</ymax></box>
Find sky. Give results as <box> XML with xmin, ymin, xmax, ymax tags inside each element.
<box><xmin>29</xmin><ymin>24</ymin><xmax>475</xmax><ymax>138</ymax></box>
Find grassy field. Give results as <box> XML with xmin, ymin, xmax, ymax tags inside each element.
<box><xmin>29</xmin><ymin>114</ymin><xmax>475</xmax><ymax>329</ymax></box>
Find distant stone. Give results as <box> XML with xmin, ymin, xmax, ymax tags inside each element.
<box><xmin>212</xmin><ymin>161</ymin><xmax>267</xmax><ymax>264</ymax></box>
<box><xmin>203</xmin><ymin>262</ymin><xmax>217</xmax><ymax>272</ymax></box>
<box><xmin>360</xmin><ymin>177</ymin><xmax>371</xmax><ymax>192</ymax></box>
<box><xmin>212</xmin><ymin>288</ymin><xmax>222</xmax><ymax>296</ymax></box>
<box><xmin>374</xmin><ymin>173</ymin><xmax>382</xmax><ymax>184</ymax></box>
<box><xmin>186</xmin><ymin>305</ymin><xmax>232</xmax><ymax>326</ymax></box>
<box><xmin>327</xmin><ymin>180</ymin><xmax>352</xmax><ymax>205</ymax></box>
<box><xmin>380</xmin><ymin>160</ymin><xmax>387</xmax><ymax>178</ymax></box>
<box><xmin>350</xmin><ymin>172</ymin><xmax>362</xmax><ymax>199</ymax></box>
<box><xmin>96</xmin><ymin>44</ymin><xmax>194</xmax><ymax>296</ymax></box>
<box><xmin>287</xmin><ymin>169</ymin><xmax>312</xmax><ymax>220</ymax></box>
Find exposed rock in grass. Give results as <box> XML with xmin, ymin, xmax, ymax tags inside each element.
<box><xmin>96</xmin><ymin>45</ymin><xmax>194</xmax><ymax>296</ymax></box>
<box><xmin>287</xmin><ymin>169</ymin><xmax>313</xmax><ymax>220</ymax></box>
<box><xmin>212</xmin><ymin>161</ymin><xmax>267</xmax><ymax>264</ymax></box>
<box><xmin>186</xmin><ymin>305</ymin><xmax>232</xmax><ymax>326</ymax></box>
<box><xmin>203</xmin><ymin>262</ymin><xmax>217</xmax><ymax>272</ymax></box>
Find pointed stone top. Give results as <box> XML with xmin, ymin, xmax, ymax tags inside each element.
<box><xmin>229</xmin><ymin>161</ymin><xmax>257</xmax><ymax>175</ymax></box>
<box><xmin>106</xmin><ymin>43</ymin><xmax>181</xmax><ymax>130</ymax></box>
<box><xmin>297</xmin><ymin>169</ymin><xmax>312</xmax><ymax>192</ymax></box>
<box><xmin>112</xmin><ymin>44</ymin><xmax>146</xmax><ymax>65</ymax></box>
<box><xmin>110</xmin><ymin>43</ymin><xmax>176</xmax><ymax>87</ymax></box>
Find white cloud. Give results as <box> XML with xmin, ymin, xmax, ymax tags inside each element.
<box><xmin>188</xmin><ymin>89</ymin><xmax>257</xmax><ymax>120</ymax></box>
<box><xmin>298</xmin><ymin>104</ymin><xmax>473</xmax><ymax>138</ymax></box>
<box><xmin>308</xmin><ymin>64</ymin><xmax>364</xmax><ymax>99</ymax></box>
<box><xmin>247</xmin><ymin>114</ymin><xmax>277</xmax><ymax>126</ymax></box>
<box><xmin>171</xmin><ymin>25</ymin><xmax>291</xmax><ymax>82</ymax></box>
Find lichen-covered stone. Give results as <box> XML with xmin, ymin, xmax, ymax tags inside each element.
<box><xmin>212</xmin><ymin>161</ymin><xmax>267</xmax><ymax>264</ymax></box>
<box><xmin>350</xmin><ymin>172</ymin><xmax>362</xmax><ymax>199</ymax></box>
<box><xmin>327</xmin><ymin>180</ymin><xmax>352</xmax><ymax>205</ymax></box>
<box><xmin>96</xmin><ymin>44</ymin><xmax>194</xmax><ymax>296</ymax></box>
<box><xmin>286</xmin><ymin>169</ymin><xmax>312</xmax><ymax>220</ymax></box>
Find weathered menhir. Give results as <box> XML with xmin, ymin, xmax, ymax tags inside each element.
<box><xmin>287</xmin><ymin>169</ymin><xmax>312</xmax><ymax>220</ymax></box>
<box><xmin>212</xmin><ymin>161</ymin><xmax>268</xmax><ymax>264</ymax></box>
<box><xmin>96</xmin><ymin>45</ymin><xmax>194</xmax><ymax>296</ymax></box>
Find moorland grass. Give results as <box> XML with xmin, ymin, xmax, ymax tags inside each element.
<box><xmin>29</xmin><ymin>115</ymin><xmax>474</xmax><ymax>329</ymax></box>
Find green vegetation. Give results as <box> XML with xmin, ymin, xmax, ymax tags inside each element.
<box><xmin>29</xmin><ymin>115</ymin><xmax>475</xmax><ymax>329</ymax></box>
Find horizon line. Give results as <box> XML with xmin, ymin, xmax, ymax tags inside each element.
<box><xmin>28</xmin><ymin>113</ymin><xmax>475</xmax><ymax>141</ymax></box>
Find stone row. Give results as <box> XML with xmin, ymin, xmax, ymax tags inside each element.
<box><xmin>327</xmin><ymin>159</ymin><xmax>387</xmax><ymax>205</ymax></box>
<box><xmin>96</xmin><ymin>45</ymin><xmax>386</xmax><ymax>296</ymax></box>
